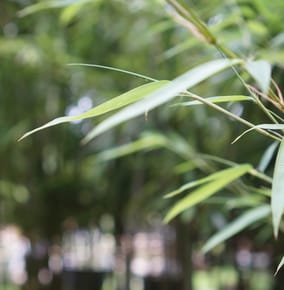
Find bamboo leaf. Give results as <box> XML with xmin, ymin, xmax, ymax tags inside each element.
<box><xmin>164</xmin><ymin>164</ymin><xmax>252</xmax><ymax>223</ymax></box>
<box><xmin>258</xmin><ymin>141</ymin><xmax>278</xmax><ymax>172</ymax></box>
<box><xmin>232</xmin><ymin>124</ymin><xmax>284</xmax><ymax>144</ymax></box>
<box><xmin>68</xmin><ymin>63</ymin><xmax>158</xmax><ymax>82</ymax></box>
<box><xmin>83</xmin><ymin>58</ymin><xmax>242</xmax><ymax>143</ymax></box>
<box><xmin>175</xmin><ymin>95</ymin><xmax>253</xmax><ymax>107</ymax></box>
<box><xmin>226</xmin><ymin>195</ymin><xmax>265</xmax><ymax>209</ymax></box>
<box><xmin>202</xmin><ymin>205</ymin><xmax>270</xmax><ymax>253</ymax></box>
<box><xmin>18</xmin><ymin>0</ymin><xmax>93</xmax><ymax>17</ymax></box>
<box><xmin>60</xmin><ymin>2</ymin><xmax>89</xmax><ymax>25</ymax></box>
<box><xmin>275</xmin><ymin>256</ymin><xmax>284</xmax><ymax>276</ymax></box>
<box><xmin>245</xmin><ymin>60</ymin><xmax>272</xmax><ymax>94</ymax></box>
<box><xmin>97</xmin><ymin>133</ymin><xmax>168</xmax><ymax>161</ymax></box>
<box><xmin>173</xmin><ymin>161</ymin><xmax>196</xmax><ymax>174</ymax></box>
<box><xmin>18</xmin><ymin>81</ymin><xmax>168</xmax><ymax>141</ymax></box>
<box><xmin>272</xmin><ymin>138</ymin><xmax>284</xmax><ymax>238</ymax></box>
<box><xmin>164</xmin><ymin>166</ymin><xmax>244</xmax><ymax>198</ymax></box>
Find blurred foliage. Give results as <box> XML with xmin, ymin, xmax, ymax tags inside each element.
<box><xmin>2</xmin><ymin>1</ymin><xmax>284</xmax><ymax>286</ymax></box>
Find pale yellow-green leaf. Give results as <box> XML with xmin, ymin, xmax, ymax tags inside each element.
<box><xmin>175</xmin><ymin>95</ymin><xmax>253</xmax><ymax>107</ymax></box>
<box><xmin>18</xmin><ymin>81</ymin><xmax>168</xmax><ymax>141</ymax></box>
<box><xmin>84</xmin><ymin>58</ymin><xmax>242</xmax><ymax>142</ymax></box>
<box><xmin>164</xmin><ymin>166</ymin><xmax>244</xmax><ymax>198</ymax></box>
<box><xmin>164</xmin><ymin>164</ymin><xmax>252</xmax><ymax>223</ymax></box>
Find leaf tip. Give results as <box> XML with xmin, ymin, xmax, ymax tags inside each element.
<box><xmin>163</xmin><ymin>213</ymin><xmax>174</xmax><ymax>224</ymax></box>
<box><xmin>17</xmin><ymin>134</ymin><xmax>27</xmax><ymax>142</ymax></box>
<box><xmin>81</xmin><ymin>134</ymin><xmax>93</xmax><ymax>145</ymax></box>
<box><xmin>274</xmin><ymin>256</ymin><xmax>284</xmax><ymax>276</ymax></box>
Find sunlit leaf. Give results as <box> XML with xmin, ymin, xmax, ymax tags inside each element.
<box><xmin>202</xmin><ymin>205</ymin><xmax>270</xmax><ymax>253</ymax></box>
<box><xmin>97</xmin><ymin>132</ymin><xmax>168</xmax><ymax>161</ymax></box>
<box><xmin>245</xmin><ymin>60</ymin><xmax>272</xmax><ymax>94</ymax></box>
<box><xmin>18</xmin><ymin>81</ymin><xmax>168</xmax><ymax>141</ymax></box>
<box><xmin>275</xmin><ymin>256</ymin><xmax>284</xmax><ymax>275</ymax></box>
<box><xmin>164</xmin><ymin>166</ymin><xmax>245</xmax><ymax>198</ymax></box>
<box><xmin>174</xmin><ymin>95</ymin><xmax>253</xmax><ymax>107</ymax></box>
<box><xmin>272</xmin><ymin>138</ymin><xmax>284</xmax><ymax>238</ymax></box>
<box><xmin>164</xmin><ymin>164</ymin><xmax>252</xmax><ymax>223</ymax></box>
<box><xmin>84</xmin><ymin>58</ymin><xmax>242</xmax><ymax>143</ymax></box>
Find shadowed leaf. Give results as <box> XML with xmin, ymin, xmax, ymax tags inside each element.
<box><xmin>272</xmin><ymin>138</ymin><xmax>284</xmax><ymax>238</ymax></box>
<box><xmin>97</xmin><ymin>133</ymin><xmax>168</xmax><ymax>161</ymax></box>
<box><xmin>245</xmin><ymin>60</ymin><xmax>272</xmax><ymax>94</ymax></box>
<box><xmin>202</xmin><ymin>205</ymin><xmax>270</xmax><ymax>253</ymax></box>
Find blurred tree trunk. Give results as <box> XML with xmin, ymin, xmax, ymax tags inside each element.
<box><xmin>175</xmin><ymin>220</ymin><xmax>193</xmax><ymax>290</ymax></box>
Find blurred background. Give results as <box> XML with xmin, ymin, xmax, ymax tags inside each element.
<box><xmin>1</xmin><ymin>0</ymin><xmax>284</xmax><ymax>289</ymax></box>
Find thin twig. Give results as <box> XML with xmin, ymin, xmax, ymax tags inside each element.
<box><xmin>183</xmin><ymin>91</ymin><xmax>282</xmax><ymax>142</ymax></box>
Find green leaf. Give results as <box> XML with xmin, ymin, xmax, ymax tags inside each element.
<box><xmin>19</xmin><ymin>81</ymin><xmax>168</xmax><ymax>141</ymax></box>
<box><xmin>226</xmin><ymin>195</ymin><xmax>265</xmax><ymax>209</ymax></box>
<box><xmin>97</xmin><ymin>132</ymin><xmax>168</xmax><ymax>161</ymax></box>
<box><xmin>18</xmin><ymin>0</ymin><xmax>93</xmax><ymax>17</ymax></box>
<box><xmin>18</xmin><ymin>81</ymin><xmax>168</xmax><ymax>141</ymax></box>
<box><xmin>60</xmin><ymin>2</ymin><xmax>89</xmax><ymax>25</ymax></box>
<box><xmin>173</xmin><ymin>161</ymin><xmax>196</xmax><ymax>174</ymax></box>
<box><xmin>232</xmin><ymin>123</ymin><xmax>284</xmax><ymax>144</ymax></box>
<box><xmin>275</xmin><ymin>256</ymin><xmax>284</xmax><ymax>276</ymax></box>
<box><xmin>83</xmin><ymin>58</ymin><xmax>242</xmax><ymax>143</ymax></box>
<box><xmin>245</xmin><ymin>186</ymin><xmax>271</xmax><ymax>197</ymax></box>
<box><xmin>258</xmin><ymin>141</ymin><xmax>279</xmax><ymax>172</ymax></box>
<box><xmin>164</xmin><ymin>164</ymin><xmax>252</xmax><ymax>223</ymax></box>
<box><xmin>272</xmin><ymin>138</ymin><xmax>284</xmax><ymax>238</ymax></box>
<box><xmin>175</xmin><ymin>95</ymin><xmax>253</xmax><ymax>107</ymax></box>
<box><xmin>164</xmin><ymin>166</ymin><xmax>245</xmax><ymax>198</ymax></box>
<box><xmin>68</xmin><ymin>63</ymin><xmax>158</xmax><ymax>82</ymax></box>
<box><xmin>202</xmin><ymin>205</ymin><xmax>270</xmax><ymax>253</ymax></box>
<box><xmin>245</xmin><ymin>60</ymin><xmax>271</xmax><ymax>94</ymax></box>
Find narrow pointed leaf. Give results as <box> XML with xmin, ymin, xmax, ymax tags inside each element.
<box><xmin>226</xmin><ymin>195</ymin><xmax>265</xmax><ymax>209</ymax></box>
<box><xmin>245</xmin><ymin>60</ymin><xmax>271</xmax><ymax>94</ymax></box>
<box><xmin>97</xmin><ymin>133</ymin><xmax>168</xmax><ymax>161</ymax></box>
<box><xmin>202</xmin><ymin>205</ymin><xmax>270</xmax><ymax>253</ymax></box>
<box><xmin>68</xmin><ymin>63</ymin><xmax>158</xmax><ymax>82</ymax></box>
<box><xmin>18</xmin><ymin>81</ymin><xmax>168</xmax><ymax>141</ymax></box>
<box><xmin>83</xmin><ymin>58</ymin><xmax>242</xmax><ymax>143</ymax></box>
<box><xmin>18</xmin><ymin>0</ymin><xmax>93</xmax><ymax>17</ymax></box>
<box><xmin>275</xmin><ymin>256</ymin><xmax>284</xmax><ymax>276</ymax></box>
<box><xmin>173</xmin><ymin>161</ymin><xmax>196</xmax><ymax>174</ymax></box>
<box><xmin>232</xmin><ymin>123</ymin><xmax>284</xmax><ymax>144</ymax></box>
<box><xmin>164</xmin><ymin>164</ymin><xmax>252</xmax><ymax>223</ymax></box>
<box><xmin>175</xmin><ymin>95</ymin><xmax>253</xmax><ymax>107</ymax></box>
<box><xmin>272</xmin><ymin>138</ymin><xmax>284</xmax><ymax>238</ymax></box>
<box><xmin>258</xmin><ymin>141</ymin><xmax>278</xmax><ymax>172</ymax></box>
<box><xmin>164</xmin><ymin>166</ymin><xmax>245</xmax><ymax>198</ymax></box>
